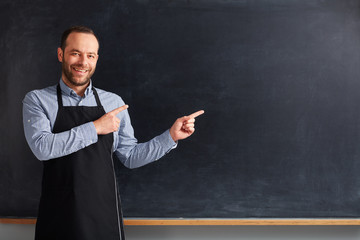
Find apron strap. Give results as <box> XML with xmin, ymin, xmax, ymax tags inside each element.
<box><xmin>92</xmin><ymin>87</ymin><xmax>102</xmax><ymax>107</ymax></box>
<box><xmin>56</xmin><ymin>84</ymin><xmax>63</xmax><ymax>108</ymax></box>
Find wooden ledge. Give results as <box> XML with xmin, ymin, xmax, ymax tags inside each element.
<box><xmin>1</xmin><ymin>218</ymin><xmax>360</xmax><ymax>225</ymax></box>
<box><xmin>125</xmin><ymin>219</ymin><xmax>360</xmax><ymax>225</ymax></box>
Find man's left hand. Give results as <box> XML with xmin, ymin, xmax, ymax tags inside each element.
<box><xmin>169</xmin><ymin>110</ymin><xmax>205</xmax><ymax>142</ymax></box>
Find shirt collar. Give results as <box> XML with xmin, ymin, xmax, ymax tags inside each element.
<box><xmin>59</xmin><ymin>78</ymin><xmax>93</xmax><ymax>98</ymax></box>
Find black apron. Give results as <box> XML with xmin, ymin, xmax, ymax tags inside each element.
<box><xmin>35</xmin><ymin>85</ymin><xmax>125</xmax><ymax>240</ymax></box>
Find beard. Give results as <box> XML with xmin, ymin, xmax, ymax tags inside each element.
<box><xmin>61</xmin><ymin>59</ymin><xmax>95</xmax><ymax>87</ymax></box>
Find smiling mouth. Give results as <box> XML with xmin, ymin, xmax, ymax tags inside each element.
<box><xmin>73</xmin><ymin>67</ymin><xmax>88</xmax><ymax>73</ymax></box>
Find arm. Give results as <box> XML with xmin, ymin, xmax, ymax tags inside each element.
<box><xmin>114</xmin><ymin>110</ymin><xmax>204</xmax><ymax>169</ymax></box>
<box><xmin>113</xmin><ymin>107</ymin><xmax>176</xmax><ymax>169</ymax></box>
<box><xmin>22</xmin><ymin>91</ymin><xmax>98</xmax><ymax>160</ymax></box>
<box><xmin>115</xmin><ymin>126</ymin><xmax>176</xmax><ymax>169</ymax></box>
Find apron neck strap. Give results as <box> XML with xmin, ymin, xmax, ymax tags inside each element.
<box><xmin>92</xmin><ymin>87</ymin><xmax>102</xmax><ymax>107</ymax></box>
<box><xmin>56</xmin><ymin>84</ymin><xmax>63</xmax><ymax>108</ymax></box>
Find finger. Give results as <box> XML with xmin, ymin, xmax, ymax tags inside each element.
<box><xmin>177</xmin><ymin>116</ymin><xmax>190</xmax><ymax>125</ymax></box>
<box><xmin>184</xmin><ymin>118</ymin><xmax>195</xmax><ymax>124</ymax></box>
<box><xmin>109</xmin><ymin>105</ymin><xmax>129</xmax><ymax>115</ymax></box>
<box><xmin>188</xmin><ymin>110</ymin><xmax>205</xmax><ymax>119</ymax></box>
<box><xmin>183</xmin><ymin>123</ymin><xmax>195</xmax><ymax>129</ymax></box>
<box><xmin>185</xmin><ymin>127</ymin><xmax>195</xmax><ymax>134</ymax></box>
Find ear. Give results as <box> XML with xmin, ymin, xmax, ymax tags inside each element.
<box><xmin>57</xmin><ymin>47</ymin><xmax>63</xmax><ymax>62</ymax></box>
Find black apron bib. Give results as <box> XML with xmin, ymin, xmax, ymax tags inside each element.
<box><xmin>35</xmin><ymin>85</ymin><xmax>125</xmax><ymax>240</ymax></box>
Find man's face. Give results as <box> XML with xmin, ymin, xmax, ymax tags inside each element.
<box><xmin>58</xmin><ymin>32</ymin><xmax>99</xmax><ymax>88</ymax></box>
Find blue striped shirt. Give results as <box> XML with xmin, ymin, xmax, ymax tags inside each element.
<box><xmin>23</xmin><ymin>79</ymin><xmax>176</xmax><ymax>169</ymax></box>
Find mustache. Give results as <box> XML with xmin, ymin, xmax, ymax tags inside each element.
<box><xmin>71</xmin><ymin>64</ymin><xmax>90</xmax><ymax>70</ymax></box>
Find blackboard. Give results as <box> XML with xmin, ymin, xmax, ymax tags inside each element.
<box><xmin>2</xmin><ymin>0</ymin><xmax>360</xmax><ymax>219</ymax></box>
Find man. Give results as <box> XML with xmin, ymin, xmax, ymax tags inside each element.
<box><xmin>23</xmin><ymin>26</ymin><xmax>204</xmax><ymax>240</ymax></box>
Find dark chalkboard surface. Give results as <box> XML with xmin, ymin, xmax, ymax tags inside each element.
<box><xmin>2</xmin><ymin>0</ymin><xmax>360</xmax><ymax>219</ymax></box>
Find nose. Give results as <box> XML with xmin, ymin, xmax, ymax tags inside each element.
<box><xmin>78</xmin><ymin>54</ymin><xmax>87</xmax><ymax>66</ymax></box>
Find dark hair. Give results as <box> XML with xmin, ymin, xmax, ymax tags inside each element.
<box><xmin>60</xmin><ymin>26</ymin><xmax>99</xmax><ymax>51</ymax></box>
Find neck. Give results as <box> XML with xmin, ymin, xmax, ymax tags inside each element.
<box><xmin>61</xmin><ymin>77</ymin><xmax>89</xmax><ymax>97</ymax></box>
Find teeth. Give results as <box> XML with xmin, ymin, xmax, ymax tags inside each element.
<box><xmin>74</xmin><ymin>68</ymin><xmax>87</xmax><ymax>73</ymax></box>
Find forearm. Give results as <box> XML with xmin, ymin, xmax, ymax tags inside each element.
<box><xmin>25</xmin><ymin>122</ymin><xmax>98</xmax><ymax>160</ymax></box>
<box><xmin>115</xmin><ymin>130</ymin><xmax>176</xmax><ymax>169</ymax></box>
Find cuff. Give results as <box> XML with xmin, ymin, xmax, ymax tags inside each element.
<box><xmin>158</xmin><ymin>129</ymin><xmax>178</xmax><ymax>153</ymax></box>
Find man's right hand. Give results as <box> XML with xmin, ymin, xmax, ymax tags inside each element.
<box><xmin>93</xmin><ymin>105</ymin><xmax>129</xmax><ymax>135</ymax></box>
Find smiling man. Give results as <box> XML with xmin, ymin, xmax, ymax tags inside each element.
<box><xmin>23</xmin><ymin>26</ymin><xmax>204</xmax><ymax>240</ymax></box>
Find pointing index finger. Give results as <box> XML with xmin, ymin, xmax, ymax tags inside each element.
<box><xmin>188</xmin><ymin>110</ymin><xmax>205</xmax><ymax>119</ymax></box>
<box><xmin>110</xmin><ymin>105</ymin><xmax>129</xmax><ymax>115</ymax></box>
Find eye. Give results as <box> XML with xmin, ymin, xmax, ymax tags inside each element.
<box><xmin>71</xmin><ymin>52</ymin><xmax>80</xmax><ymax>56</ymax></box>
<box><xmin>88</xmin><ymin>54</ymin><xmax>95</xmax><ymax>58</ymax></box>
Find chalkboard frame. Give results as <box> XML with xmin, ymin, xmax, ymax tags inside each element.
<box><xmin>3</xmin><ymin>0</ymin><xmax>360</xmax><ymax>222</ymax></box>
<box><xmin>1</xmin><ymin>218</ymin><xmax>360</xmax><ymax>225</ymax></box>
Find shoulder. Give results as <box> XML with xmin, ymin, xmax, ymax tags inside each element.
<box><xmin>23</xmin><ymin>85</ymin><xmax>57</xmax><ymax>105</ymax></box>
<box><xmin>94</xmin><ymin>87</ymin><xmax>125</xmax><ymax>104</ymax></box>
<box><xmin>93</xmin><ymin>87</ymin><xmax>126</xmax><ymax>111</ymax></box>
